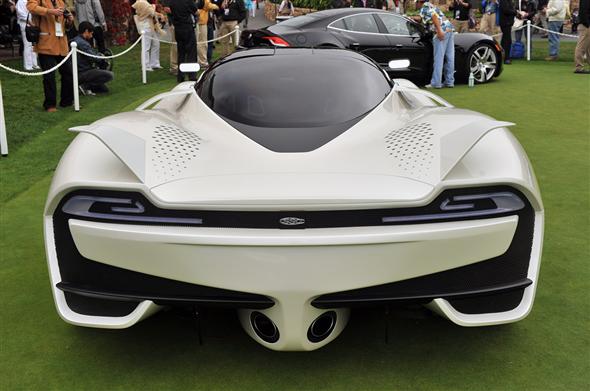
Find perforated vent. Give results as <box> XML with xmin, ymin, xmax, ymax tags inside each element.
<box><xmin>385</xmin><ymin>122</ymin><xmax>435</xmax><ymax>177</ymax></box>
<box><xmin>151</xmin><ymin>124</ymin><xmax>201</xmax><ymax>181</ymax></box>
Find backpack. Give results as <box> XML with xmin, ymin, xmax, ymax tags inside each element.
<box><xmin>511</xmin><ymin>41</ymin><xmax>525</xmax><ymax>58</ymax></box>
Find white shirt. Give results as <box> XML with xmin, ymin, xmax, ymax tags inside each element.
<box><xmin>16</xmin><ymin>0</ymin><xmax>29</xmax><ymax>22</ymax></box>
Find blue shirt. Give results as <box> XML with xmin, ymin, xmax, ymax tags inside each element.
<box><xmin>419</xmin><ymin>2</ymin><xmax>455</xmax><ymax>32</ymax></box>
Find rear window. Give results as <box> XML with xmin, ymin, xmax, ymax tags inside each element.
<box><xmin>196</xmin><ymin>49</ymin><xmax>391</xmax><ymax>152</ymax></box>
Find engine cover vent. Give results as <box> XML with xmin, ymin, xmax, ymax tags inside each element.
<box><xmin>151</xmin><ymin>124</ymin><xmax>202</xmax><ymax>182</ymax></box>
<box><xmin>385</xmin><ymin>122</ymin><xmax>435</xmax><ymax>178</ymax></box>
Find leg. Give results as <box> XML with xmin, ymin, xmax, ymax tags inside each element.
<box><xmin>149</xmin><ymin>31</ymin><xmax>161</xmax><ymax>68</ymax></box>
<box><xmin>18</xmin><ymin>21</ymin><xmax>35</xmax><ymax>70</ymax></box>
<box><xmin>186</xmin><ymin>28</ymin><xmax>198</xmax><ymax>80</ymax></box>
<box><xmin>58</xmin><ymin>57</ymin><xmax>74</xmax><ymax>107</ymax></box>
<box><xmin>38</xmin><ymin>54</ymin><xmax>58</xmax><ymax>109</ymax></box>
<box><xmin>501</xmin><ymin>24</ymin><xmax>512</xmax><ymax>60</ymax></box>
<box><xmin>175</xmin><ymin>26</ymin><xmax>189</xmax><ymax>82</ymax></box>
<box><xmin>169</xmin><ymin>24</ymin><xmax>178</xmax><ymax>74</ymax></box>
<box><xmin>93</xmin><ymin>25</ymin><xmax>106</xmax><ymax>53</ymax></box>
<box><xmin>80</xmin><ymin>69</ymin><xmax>114</xmax><ymax>90</ymax></box>
<box><xmin>574</xmin><ymin>24</ymin><xmax>590</xmax><ymax>70</ymax></box>
<box><xmin>207</xmin><ymin>24</ymin><xmax>214</xmax><ymax>63</ymax></box>
<box><xmin>143</xmin><ymin>30</ymin><xmax>154</xmax><ymax>70</ymax></box>
<box><xmin>479</xmin><ymin>14</ymin><xmax>489</xmax><ymax>34</ymax></box>
<box><xmin>548</xmin><ymin>21</ymin><xmax>559</xmax><ymax>57</ymax></box>
<box><xmin>219</xmin><ymin>22</ymin><xmax>231</xmax><ymax>56</ymax></box>
<box><xmin>515</xmin><ymin>27</ymin><xmax>523</xmax><ymax>43</ymax></box>
<box><xmin>430</xmin><ymin>35</ymin><xmax>444</xmax><ymax>88</ymax></box>
<box><xmin>443</xmin><ymin>32</ymin><xmax>455</xmax><ymax>86</ymax></box>
<box><xmin>197</xmin><ymin>24</ymin><xmax>208</xmax><ymax>66</ymax></box>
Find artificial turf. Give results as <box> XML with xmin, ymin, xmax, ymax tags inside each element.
<box><xmin>0</xmin><ymin>41</ymin><xmax>589</xmax><ymax>390</ymax></box>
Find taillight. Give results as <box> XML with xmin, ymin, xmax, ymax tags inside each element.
<box><xmin>263</xmin><ymin>36</ymin><xmax>290</xmax><ymax>47</ymax></box>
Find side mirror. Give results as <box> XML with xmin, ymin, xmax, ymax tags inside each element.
<box><xmin>179</xmin><ymin>63</ymin><xmax>201</xmax><ymax>73</ymax></box>
<box><xmin>388</xmin><ymin>59</ymin><xmax>411</xmax><ymax>69</ymax></box>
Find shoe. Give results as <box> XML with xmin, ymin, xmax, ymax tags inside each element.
<box><xmin>32</xmin><ymin>65</ymin><xmax>41</xmax><ymax>70</ymax></box>
<box><xmin>444</xmin><ymin>84</ymin><xmax>454</xmax><ymax>88</ymax></box>
<box><xmin>46</xmin><ymin>107</ymin><xmax>57</xmax><ymax>113</ymax></box>
<box><xmin>504</xmin><ymin>59</ymin><xmax>512</xmax><ymax>64</ymax></box>
<box><xmin>574</xmin><ymin>69</ymin><xmax>590</xmax><ymax>74</ymax></box>
<box><xmin>545</xmin><ymin>56</ymin><xmax>558</xmax><ymax>61</ymax></box>
<box><xmin>24</xmin><ymin>67</ymin><xmax>34</xmax><ymax>71</ymax></box>
<box><xmin>146</xmin><ymin>67</ymin><xmax>154</xmax><ymax>72</ymax></box>
<box><xmin>424</xmin><ymin>84</ymin><xmax>442</xmax><ymax>89</ymax></box>
<box><xmin>79</xmin><ymin>86</ymin><xmax>96</xmax><ymax>96</ymax></box>
<box><xmin>152</xmin><ymin>65</ymin><xmax>162</xmax><ymax>69</ymax></box>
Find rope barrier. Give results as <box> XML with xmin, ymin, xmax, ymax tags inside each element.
<box><xmin>0</xmin><ymin>50</ymin><xmax>73</xmax><ymax>76</ymax></box>
<box><xmin>77</xmin><ymin>35</ymin><xmax>143</xmax><ymax>59</ymax></box>
<box><xmin>490</xmin><ymin>24</ymin><xmax>527</xmax><ymax>37</ymax></box>
<box><xmin>530</xmin><ymin>24</ymin><xmax>579</xmax><ymax>39</ymax></box>
<box><xmin>145</xmin><ymin>28</ymin><xmax>239</xmax><ymax>45</ymax></box>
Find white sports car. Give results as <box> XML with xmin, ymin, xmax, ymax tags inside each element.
<box><xmin>44</xmin><ymin>48</ymin><xmax>544</xmax><ymax>351</ymax></box>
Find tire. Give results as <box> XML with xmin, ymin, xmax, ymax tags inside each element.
<box><xmin>465</xmin><ymin>43</ymin><xmax>499</xmax><ymax>84</ymax></box>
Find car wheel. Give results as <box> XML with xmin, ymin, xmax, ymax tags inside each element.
<box><xmin>466</xmin><ymin>43</ymin><xmax>498</xmax><ymax>84</ymax></box>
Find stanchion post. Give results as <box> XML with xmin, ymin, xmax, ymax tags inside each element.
<box><xmin>526</xmin><ymin>20</ymin><xmax>531</xmax><ymax>61</ymax></box>
<box><xmin>70</xmin><ymin>42</ymin><xmax>80</xmax><ymax>112</ymax></box>
<box><xmin>141</xmin><ymin>31</ymin><xmax>147</xmax><ymax>84</ymax></box>
<box><xmin>234</xmin><ymin>26</ymin><xmax>240</xmax><ymax>48</ymax></box>
<box><xmin>0</xmin><ymin>81</ymin><xmax>7</xmax><ymax>156</ymax></box>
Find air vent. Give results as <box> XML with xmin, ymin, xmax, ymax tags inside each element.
<box><xmin>151</xmin><ymin>125</ymin><xmax>202</xmax><ymax>181</ymax></box>
<box><xmin>385</xmin><ymin>122</ymin><xmax>435</xmax><ymax>177</ymax></box>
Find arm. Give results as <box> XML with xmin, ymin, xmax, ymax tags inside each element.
<box><xmin>546</xmin><ymin>0</ymin><xmax>563</xmax><ymax>16</ymax></box>
<box><xmin>431</xmin><ymin>12</ymin><xmax>445</xmax><ymax>40</ymax></box>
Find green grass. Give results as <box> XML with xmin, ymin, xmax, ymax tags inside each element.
<box><xmin>1</xmin><ymin>43</ymin><xmax>589</xmax><ymax>390</ymax></box>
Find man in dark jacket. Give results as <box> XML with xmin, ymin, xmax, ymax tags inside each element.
<box><xmin>574</xmin><ymin>0</ymin><xmax>590</xmax><ymax>73</ymax></box>
<box><xmin>218</xmin><ymin>0</ymin><xmax>245</xmax><ymax>56</ymax></box>
<box><xmin>169</xmin><ymin>0</ymin><xmax>200</xmax><ymax>82</ymax></box>
<box><xmin>72</xmin><ymin>21</ymin><xmax>114</xmax><ymax>94</ymax></box>
<box><xmin>498</xmin><ymin>0</ymin><xmax>517</xmax><ymax>64</ymax></box>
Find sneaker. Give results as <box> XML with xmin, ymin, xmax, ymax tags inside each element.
<box><xmin>444</xmin><ymin>84</ymin><xmax>454</xmax><ymax>88</ymax></box>
<box><xmin>152</xmin><ymin>65</ymin><xmax>162</xmax><ymax>69</ymax></box>
<box><xmin>46</xmin><ymin>107</ymin><xmax>57</xmax><ymax>113</ymax></box>
<box><xmin>424</xmin><ymin>84</ymin><xmax>442</xmax><ymax>89</ymax></box>
<box><xmin>574</xmin><ymin>69</ymin><xmax>590</xmax><ymax>74</ymax></box>
<box><xmin>146</xmin><ymin>67</ymin><xmax>154</xmax><ymax>72</ymax></box>
<box><xmin>79</xmin><ymin>86</ymin><xmax>96</xmax><ymax>96</ymax></box>
<box><xmin>504</xmin><ymin>59</ymin><xmax>512</xmax><ymax>64</ymax></box>
<box><xmin>545</xmin><ymin>56</ymin><xmax>558</xmax><ymax>61</ymax></box>
<box><xmin>32</xmin><ymin>65</ymin><xmax>41</xmax><ymax>70</ymax></box>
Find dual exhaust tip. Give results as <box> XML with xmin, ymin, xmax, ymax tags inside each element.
<box><xmin>251</xmin><ymin>311</ymin><xmax>337</xmax><ymax>344</ymax></box>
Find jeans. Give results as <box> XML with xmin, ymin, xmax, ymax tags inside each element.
<box><xmin>79</xmin><ymin>69</ymin><xmax>114</xmax><ymax>92</ymax></box>
<box><xmin>431</xmin><ymin>31</ymin><xmax>455</xmax><ymax>87</ymax></box>
<box><xmin>548</xmin><ymin>20</ymin><xmax>563</xmax><ymax>57</ymax></box>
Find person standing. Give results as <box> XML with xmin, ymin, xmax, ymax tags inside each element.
<box><xmin>197</xmin><ymin>0</ymin><xmax>217</xmax><ymax>68</ymax></box>
<box><xmin>480</xmin><ymin>0</ymin><xmax>498</xmax><ymax>35</ymax></box>
<box><xmin>545</xmin><ymin>0</ymin><xmax>565</xmax><ymax>60</ymax></box>
<box><xmin>415</xmin><ymin>0</ymin><xmax>455</xmax><ymax>88</ymax></box>
<box><xmin>169</xmin><ymin>0</ymin><xmax>199</xmax><ymax>82</ymax></box>
<box><xmin>133</xmin><ymin>0</ymin><xmax>163</xmax><ymax>70</ymax></box>
<box><xmin>16</xmin><ymin>0</ymin><xmax>39</xmax><ymax>70</ymax></box>
<box><xmin>514</xmin><ymin>0</ymin><xmax>535</xmax><ymax>48</ymax></box>
<box><xmin>27</xmin><ymin>0</ymin><xmax>74</xmax><ymax>112</ymax></box>
<box><xmin>449</xmin><ymin>0</ymin><xmax>471</xmax><ymax>33</ymax></box>
<box><xmin>498</xmin><ymin>0</ymin><xmax>516</xmax><ymax>63</ymax></box>
<box><xmin>218</xmin><ymin>0</ymin><xmax>245</xmax><ymax>56</ymax></box>
<box><xmin>74</xmin><ymin>0</ymin><xmax>107</xmax><ymax>53</ymax></box>
<box><xmin>573</xmin><ymin>0</ymin><xmax>589</xmax><ymax>72</ymax></box>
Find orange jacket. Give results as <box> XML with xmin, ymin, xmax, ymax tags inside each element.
<box><xmin>198</xmin><ymin>0</ymin><xmax>219</xmax><ymax>26</ymax></box>
<box><xmin>27</xmin><ymin>0</ymin><xmax>72</xmax><ymax>56</ymax></box>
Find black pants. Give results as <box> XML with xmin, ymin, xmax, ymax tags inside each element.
<box><xmin>501</xmin><ymin>24</ymin><xmax>512</xmax><ymax>60</ymax></box>
<box><xmin>174</xmin><ymin>24</ymin><xmax>197</xmax><ymax>82</ymax></box>
<box><xmin>93</xmin><ymin>25</ymin><xmax>106</xmax><ymax>53</ymax></box>
<box><xmin>80</xmin><ymin>69</ymin><xmax>114</xmax><ymax>92</ymax></box>
<box><xmin>38</xmin><ymin>54</ymin><xmax>74</xmax><ymax>109</ymax></box>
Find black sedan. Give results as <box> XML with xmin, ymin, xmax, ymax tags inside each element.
<box><xmin>241</xmin><ymin>8</ymin><xmax>503</xmax><ymax>85</ymax></box>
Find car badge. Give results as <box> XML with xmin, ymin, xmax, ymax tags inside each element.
<box><xmin>279</xmin><ymin>217</ymin><xmax>305</xmax><ymax>226</ymax></box>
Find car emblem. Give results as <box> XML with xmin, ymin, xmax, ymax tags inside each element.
<box><xmin>279</xmin><ymin>217</ymin><xmax>305</xmax><ymax>226</ymax></box>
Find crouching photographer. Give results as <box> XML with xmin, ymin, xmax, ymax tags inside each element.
<box><xmin>72</xmin><ymin>21</ymin><xmax>113</xmax><ymax>95</ymax></box>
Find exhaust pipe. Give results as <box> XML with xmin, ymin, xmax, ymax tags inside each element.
<box><xmin>250</xmin><ymin>311</ymin><xmax>280</xmax><ymax>343</ymax></box>
<box><xmin>307</xmin><ymin>311</ymin><xmax>337</xmax><ymax>343</ymax></box>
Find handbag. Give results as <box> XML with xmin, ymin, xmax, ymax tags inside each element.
<box><xmin>25</xmin><ymin>12</ymin><xmax>40</xmax><ymax>44</ymax></box>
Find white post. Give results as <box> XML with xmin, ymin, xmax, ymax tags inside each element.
<box><xmin>70</xmin><ymin>41</ymin><xmax>80</xmax><ymax>112</ymax></box>
<box><xmin>234</xmin><ymin>26</ymin><xmax>240</xmax><ymax>48</ymax></box>
<box><xmin>526</xmin><ymin>20</ymin><xmax>531</xmax><ymax>61</ymax></box>
<box><xmin>0</xmin><ymin>81</ymin><xmax>7</xmax><ymax>156</ymax></box>
<box><xmin>141</xmin><ymin>31</ymin><xmax>147</xmax><ymax>84</ymax></box>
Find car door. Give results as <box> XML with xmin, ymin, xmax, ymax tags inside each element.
<box><xmin>375</xmin><ymin>13</ymin><xmax>431</xmax><ymax>82</ymax></box>
<box><xmin>327</xmin><ymin>13</ymin><xmax>392</xmax><ymax>66</ymax></box>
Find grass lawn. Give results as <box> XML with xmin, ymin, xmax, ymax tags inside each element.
<box><xmin>1</xmin><ymin>41</ymin><xmax>589</xmax><ymax>390</ymax></box>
